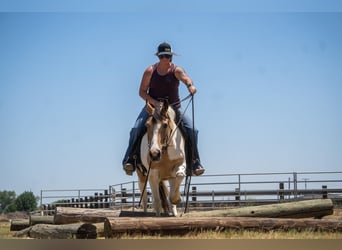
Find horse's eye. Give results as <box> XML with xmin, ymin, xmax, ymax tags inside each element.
<box><xmin>162</xmin><ymin>121</ymin><xmax>168</xmax><ymax>128</ymax></box>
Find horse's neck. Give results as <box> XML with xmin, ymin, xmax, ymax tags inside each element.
<box><xmin>167</xmin><ymin>117</ymin><xmax>185</xmax><ymax>158</ymax></box>
<box><xmin>167</xmin><ymin>131</ymin><xmax>185</xmax><ymax>163</ymax></box>
<box><xmin>167</xmin><ymin>107</ymin><xmax>177</xmax><ymax>129</ymax></box>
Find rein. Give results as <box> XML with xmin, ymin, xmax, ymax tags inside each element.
<box><xmin>138</xmin><ymin>158</ymin><xmax>151</xmax><ymax>208</ymax></box>
<box><xmin>169</xmin><ymin>93</ymin><xmax>192</xmax><ymax>107</ymax></box>
<box><xmin>183</xmin><ymin>95</ymin><xmax>195</xmax><ymax>214</ymax></box>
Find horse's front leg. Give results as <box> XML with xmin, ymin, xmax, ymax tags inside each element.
<box><xmin>168</xmin><ymin>178</ymin><xmax>180</xmax><ymax>217</ymax></box>
<box><xmin>169</xmin><ymin>163</ymin><xmax>186</xmax><ymax>216</ymax></box>
<box><xmin>149</xmin><ymin>169</ymin><xmax>162</xmax><ymax>216</ymax></box>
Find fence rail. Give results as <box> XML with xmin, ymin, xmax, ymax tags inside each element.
<box><xmin>40</xmin><ymin>171</ymin><xmax>342</xmax><ymax>214</ymax></box>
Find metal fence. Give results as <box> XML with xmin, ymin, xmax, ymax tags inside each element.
<box><xmin>40</xmin><ymin>171</ymin><xmax>342</xmax><ymax>214</ymax></box>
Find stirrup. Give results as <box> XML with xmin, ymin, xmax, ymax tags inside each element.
<box><xmin>192</xmin><ymin>162</ymin><xmax>205</xmax><ymax>176</ymax></box>
<box><xmin>123</xmin><ymin>162</ymin><xmax>135</xmax><ymax>176</ymax></box>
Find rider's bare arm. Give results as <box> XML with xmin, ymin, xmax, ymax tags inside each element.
<box><xmin>174</xmin><ymin>67</ymin><xmax>197</xmax><ymax>95</ymax></box>
<box><xmin>139</xmin><ymin>66</ymin><xmax>159</xmax><ymax>106</ymax></box>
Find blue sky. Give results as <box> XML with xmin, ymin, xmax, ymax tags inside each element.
<box><xmin>1</xmin><ymin>1</ymin><xmax>342</xmax><ymax>196</ymax></box>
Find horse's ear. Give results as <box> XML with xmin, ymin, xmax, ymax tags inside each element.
<box><xmin>146</xmin><ymin>102</ymin><xmax>155</xmax><ymax>116</ymax></box>
<box><xmin>161</xmin><ymin>99</ymin><xmax>169</xmax><ymax>115</ymax></box>
<box><xmin>164</xmin><ymin>99</ymin><xmax>169</xmax><ymax>109</ymax></box>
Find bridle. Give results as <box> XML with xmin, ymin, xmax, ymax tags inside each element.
<box><xmin>146</xmin><ymin>106</ymin><xmax>174</xmax><ymax>154</ymax></box>
<box><xmin>153</xmin><ymin>94</ymin><xmax>193</xmax><ymax>151</ymax></box>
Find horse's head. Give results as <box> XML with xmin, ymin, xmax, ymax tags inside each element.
<box><xmin>145</xmin><ymin>99</ymin><xmax>175</xmax><ymax>162</ymax></box>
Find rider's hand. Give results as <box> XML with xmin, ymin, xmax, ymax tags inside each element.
<box><xmin>188</xmin><ymin>85</ymin><xmax>197</xmax><ymax>95</ymax></box>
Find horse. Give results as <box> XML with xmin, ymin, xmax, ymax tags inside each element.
<box><xmin>137</xmin><ymin>99</ymin><xmax>186</xmax><ymax>216</ymax></box>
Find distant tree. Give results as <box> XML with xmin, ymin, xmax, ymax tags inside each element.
<box><xmin>14</xmin><ymin>191</ymin><xmax>38</xmax><ymax>212</ymax></box>
<box><xmin>0</xmin><ymin>190</ymin><xmax>16</xmax><ymax>214</ymax></box>
<box><xmin>4</xmin><ymin>203</ymin><xmax>17</xmax><ymax>213</ymax></box>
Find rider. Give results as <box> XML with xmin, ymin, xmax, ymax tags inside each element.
<box><xmin>122</xmin><ymin>42</ymin><xmax>205</xmax><ymax>177</ymax></box>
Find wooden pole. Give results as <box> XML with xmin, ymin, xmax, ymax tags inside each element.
<box><xmin>54</xmin><ymin>207</ymin><xmax>121</xmax><ymax>224</ymax></box>
<box><xmin>104</xmin><ymin>217</ymin><xmax>342</xmax><ymax>237</ymax></box>
<box><xmin>182</xmin><ymin>199</ymin><xmax>334</xmax><ymax>219</ymax></box>
<box><xmin>14</xmin><ymin>223</ymin><xmax>98</xmax><ymax>239</ymax></box>
<box><xmin>29</xmin><ymin>215</ymin><xmax>54</xmax><ymax>226</ymax></box>
<box><xmin>10</xmin><ymin>219</ymin><xmax>30</xmax><ymax>231</ymax></box>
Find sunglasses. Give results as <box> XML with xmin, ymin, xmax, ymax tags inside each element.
<box><xmin>158</xmin><ymin>54</ymin><xmax>172</xmax><ymax>59</ymax></box>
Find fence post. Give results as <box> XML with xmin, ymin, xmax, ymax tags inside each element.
<box><xmin>279</xmin><ymin>182</ymin><xmax>284</xmax><ymax>202</ymax></box>
<box><xmin>104</xmin><ymin>190</ymin><xmax>109</xmax><ymax>208</ymax></box>
<box><xmin>40</xmin><ymin>190</ymin><xmax>43</xmax><ymax>215</ymax></box>
<box><xmin>94</xmin><ymin>192</ymin><xmax>99</xmax><ymax>208</ymax></box>
<box><xmin>235</xmin><ymin>188</ymin><xmax>240</xmax><ymax>206</ymax></box>
<box><xmin>121</xmin><ymin>188</ymin><xmax>127</xmax><ymax>204</ymax></box>
<box><xmin>322</xmin><ymin>185</ymin><xmax>328</xmax><ymax>199</ymax></box>
<box><xmin>84</xmin><ymin>197</ymin><xmax>88</xmax><ymax>208</ymax></box>
<box><xmin>89</xmin><ymin>196</ymin><xmax>94</xmax><ymax>208</ymax></box>
<box><xmin>99</xmin><ymin>193</ymin><xmax>104</xmax><ymax>208</ymax></box>
<box><xmin>211</xmin><ymin>190</ymin><xmax>215</xmax><ymax>208</ymax></box>
<box><xmin>293</xmin><ymin>172</ymin><xmax>298</xmax><ymax>199</ymax></box>
<box><xmin>192</xmin><ymin>186</ymin><xmax>197</xmax><ymax>202</ymax></box>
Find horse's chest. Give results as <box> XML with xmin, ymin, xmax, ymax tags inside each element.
<box><xmin>150</xmin><ymin>156</ymin><xmax>184</xmax><ymax>179</ymax></box>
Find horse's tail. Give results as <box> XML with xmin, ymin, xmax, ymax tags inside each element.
<box><xmin>159</xmin><ymin>181</ymin><xmax>170</xmax><ymax>214</ymax></box>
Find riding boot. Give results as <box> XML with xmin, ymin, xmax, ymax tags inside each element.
<box><xmin>122</xmin><ymin>127</ymin><xmax>145</xmax><ymax>176</ymax></box>
<box><xmin>184</xmin><ymin>127</ymin><xmax>205</xmax><ymax>176</ymax></box>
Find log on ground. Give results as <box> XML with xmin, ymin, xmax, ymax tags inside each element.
<box><xmin>10</xmin><ymin>219</ymin><xmax>30</xmax><ymax>231</ymax></box>
<box><xmin>54</xmin><ymin>207</ymin><xmax>121</xmax><ymax>224</ymax></box>
<box><xmin>183</xmin><ymin>199</ymin><xmax>334</xmax><ymax>218</ymax></box>
<box><xmin>29</xmin><ymin>215</ymin><xmax>54</xmax><ymax>225</ymax></box>
<box><xmin>14</xmin><ymin>223</ymin><xmax>98</xmax><ymax>239</ymax></box>
<box><xmin>103</xmin><ymin>217</ymin><xmax>342</xmax><ymax>237</ymax></box>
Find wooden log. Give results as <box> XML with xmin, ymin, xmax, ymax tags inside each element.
<box><xmin>183</xmin><ymin>199</ymin><xmax>334</xmax><ymax>219</ymax></box>
<box><xmin>14</xmin><ymin>223</ymin><xmax>97</xmax><ymax>239</ymax></box>
<box><xmin>53</xmin><ymin>207</ymin><xmax>164</xmax><ymax>224</ymax></box>
<box><xmin>29</xmin><ymin>215</ymin><xmax>54</xmax><ymax>225</ymax></box>
<box><xmin>10</xmin><ymin>219</ymin><xmax>30</xmax><ymax>231</ymax></box>
<box><xmin>103</xmin><ymin>217</ymin><xmax>342</xmax><ymax>237</ymax></box>
<box><xmin>54</xmin><ymin>207</ymin><xmax>121</xmax><ymax>224</ymax></box>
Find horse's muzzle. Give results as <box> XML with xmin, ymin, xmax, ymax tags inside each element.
<box><xmin>150</xmin><ymin>149</ymin><xmax>161</xmax><ymax>161</ymax></box>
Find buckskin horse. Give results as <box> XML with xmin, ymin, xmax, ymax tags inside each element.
<box><xmin>137</xmin><ymin>99</ymin><xmax>186</xmax><ymax>216</ymax></box>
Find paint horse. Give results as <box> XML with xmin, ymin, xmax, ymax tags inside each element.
<box><xmin>137</xmin><ymin>99</ymin><xmax>186</xmax><ymax>216</ymax></box>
